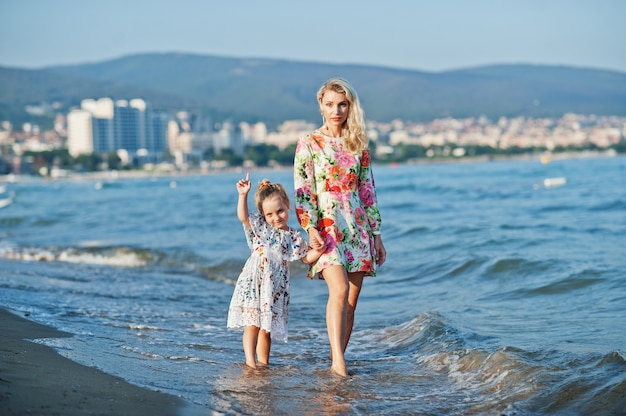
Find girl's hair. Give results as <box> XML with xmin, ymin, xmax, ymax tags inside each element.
<box><xmin>317</xmin><ymin>78</ymin><xmax>368</xmax><ymax>154</ymax></box>
<box><xmin>255</xmin><ymin>179</ymin><xmax>290</xmax><ymax>214</ymax></box>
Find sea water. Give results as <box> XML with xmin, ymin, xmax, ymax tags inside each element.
<box><xmin>1</xmin><ymin>156</ymin><xmax>624</xmax><ymax>415</ymax></box>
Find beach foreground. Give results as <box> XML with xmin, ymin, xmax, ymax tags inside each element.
<box><xmin>1</xmin><ymin>158</ymin><xmax>625</xmax><ymax>414</ymax></box>
<box><xmin>0</xmin><ymin>308</ymin><xmax>191</xmax><ymax>416</ymax></box>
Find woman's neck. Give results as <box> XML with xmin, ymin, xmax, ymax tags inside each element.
<box><xmin>322</xmin><ymin>125</ymin><xmax>342</xmax><ymax>138</ymax></box>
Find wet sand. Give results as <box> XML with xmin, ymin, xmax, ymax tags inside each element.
<box><xmin>0</xmin><ymin>308</ymin><xmax>194</xmax><ymax>415</ymax></box>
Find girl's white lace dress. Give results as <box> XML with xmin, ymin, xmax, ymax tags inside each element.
<box><xmin>227</xmin><ymin>213</ymin><xmax>308</xmax><ymax>342</ymax></box>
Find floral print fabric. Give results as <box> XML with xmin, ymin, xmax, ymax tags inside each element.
<box><xmin>294</xmin><ymin>130</ymin><xmax>382</xmax><ymax>279</ymax></box>
<box><xmin>227</xmin><ymin>213</ymin><xmax>308</xmax><ymax>342</ymax></box>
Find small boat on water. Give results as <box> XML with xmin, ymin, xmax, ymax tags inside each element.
<box><xmin>543</xmin><ymin>177</ymin><xmax>567</xmax><ymax>188</ymax></box>
<box><xmin>0</xmin><ymin>185</ymin><xmax>15</xmax><ymax>208</ymax></box>
<box><xmin>0</xmin><ymin>194</ymin><xmax>13</xmax><ymax>208</ymax></box>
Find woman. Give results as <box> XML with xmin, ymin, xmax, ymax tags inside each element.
<box><xmin>294</xmin><ymin>78</ymin><xmax>386</xmax><ymax>376</ymax></box>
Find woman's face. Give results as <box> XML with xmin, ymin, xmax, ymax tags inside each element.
<box><xmin>319</xmin><ymin>90</ymin><xmax>349</xmax><ymax>129</ymax></box>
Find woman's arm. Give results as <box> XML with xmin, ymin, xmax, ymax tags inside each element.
<box><xmin>294</xmin><ymin>136</ymin><xmax>320</xmax><ymax>233</ymax></box>
<box><xmin>373</xmin><ymin>234</ymin><xmax>386</xmax><ymax>266</ymax></box>
<box><xmin>358</xmin><ymin>149</ymin><xmax>382</xmax><ymax>235</ymax></box>
<box><xmin>359</xmin><ymin>150</ymin><xmax>386</xmax><ymax>266</ymax></box>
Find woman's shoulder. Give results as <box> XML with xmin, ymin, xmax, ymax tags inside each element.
<box><xmin>299</xmin><ymin>129</ymin><xmax>324</xmax><ymax>142</ymax></box>
<box><xmin>297</xmin><ymin>130</ymin><xmax>330</xmax><ymax>155</ymax></box>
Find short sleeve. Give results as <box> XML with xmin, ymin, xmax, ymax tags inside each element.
<box><xmin>249</xmin><ymin>214</ymin><xmax>308</xmax><ymax>262</ymax></box>
<box><xmin>284</xmin><ymin>229</ymin><xmax>309</xmax><ymax>262</ymax></box>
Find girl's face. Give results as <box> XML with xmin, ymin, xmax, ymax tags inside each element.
<box><xmin>319</xmin><ymin>90</ymin><xmax>349</xmax><ymax>129</ymax></box>
<box><xmin>262</xmin><ymin>195</ymin><xmax>290</xmax><ymax>230</ymax></box>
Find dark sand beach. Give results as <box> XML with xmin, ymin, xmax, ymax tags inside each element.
<box><xmin>0</xmin><ymin>308</ymin><xmax>191</xmax><ymax>416</ymax></box>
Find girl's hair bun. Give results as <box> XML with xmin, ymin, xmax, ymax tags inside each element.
<box><xmin>257</xmin><ymin>179</ymin><xmax>272</xmax><ymax>190</ymax></box>
<box><xmin>254</xmin><ymin>179</ymin><xmax>290</xmax><ymax>214</ymax></box>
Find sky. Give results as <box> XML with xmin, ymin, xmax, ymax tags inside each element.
<box><xmin>1</xmin><ymin>0</ymin><xmax>625</xmax><ymax>73</ymax></box>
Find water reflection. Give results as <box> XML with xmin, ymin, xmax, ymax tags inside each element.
<box><xmin>212</xmin><ymin>364</ymin><xmax>278</xmax><ymax>415</ymax></box>
<box><xmin>211</xmin><ymin>362</ymin><xmax>359</xmax><ymax>415</ymax></box>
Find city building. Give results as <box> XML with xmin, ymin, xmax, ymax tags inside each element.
<box><xmin>67</xmin><ymin>98</ymin><xmax>168</xmax><ymax>162</ymax></box>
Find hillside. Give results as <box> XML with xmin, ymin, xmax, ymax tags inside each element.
<box><xmin>1</xmin><ymin>52</ymin><xmax>626</xmax><ymax>128</ymax></box>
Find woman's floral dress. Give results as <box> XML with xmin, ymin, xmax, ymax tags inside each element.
<box><xmin>227</xmin><ymin>213</ymin><xmax>308</xmax><ymax>342</ymax></box>
<box><xmin>294</xmin><ymin>130</ymin><xmax>382</xmax><ymax>280</ymax></box>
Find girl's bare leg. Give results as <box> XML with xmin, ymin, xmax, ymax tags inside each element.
<box><xmin>243</xmin><ymin>326</ymin><xmax>260</xmax><ymax>369</ymax></box>
<box><xmin>344</xmin><ymin>272</ymin><xmax>365</xmax><ymax>351</ymax></box>
<box><xmin>256</xmin><ymin>329</ymin><xmax>271</xmax><ymax>366</ymax></box>
<box><xmin>322</xmin><ymin>265</ymin><xmax>349</xmax><ymax>376</ymax></box>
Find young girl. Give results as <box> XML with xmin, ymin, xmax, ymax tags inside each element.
<box><xmin>227</xmin><ymin>173</ymin><xmax>325</xmax><ymax>369</ymax></box>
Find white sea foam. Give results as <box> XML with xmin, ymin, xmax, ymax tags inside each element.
<box><xmin>57</xmin><ymin>249</ymin><xmax>148</xmax><ymax>267</ymax></box>
<box><xmin>0</xmin><ymin>244</ymin><xmax>149</xmax><ymax>267</ymax></box>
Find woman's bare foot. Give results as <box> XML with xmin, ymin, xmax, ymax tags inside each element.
<box><xmin>330</xmin><ymin>363</ymin><xmax>348</xmax><ymax>377</ymax></box>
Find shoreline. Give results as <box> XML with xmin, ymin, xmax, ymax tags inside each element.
<box><xmin>1</xmin><ymin>149</ymin><xmax>620</xmax><ymax>184</ymax></box>
<box><xmin>0</xmin><ymin>307</ymin><xmax>200</xmax><ymax>416</ymax></box>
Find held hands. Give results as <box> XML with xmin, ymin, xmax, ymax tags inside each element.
<box><xmin>307</xmin><ymin>227</ymin><xmax>385</xmax><ymax>266</ymax></box>
<box><xmin>304</xmin><ymin>227</ymin><xmax>326</xmax><ymax>264</ymax></box>
<box><xmin>307</xmin><ymin>227</ymin><xmax>325</xmax><ymax>250</ymax></box>
<box><xmin>236</xmin><ymin>172</ymin><xmax>251</xmax><ymax>195</ymax></box>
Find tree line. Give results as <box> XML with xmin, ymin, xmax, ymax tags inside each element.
<box><xmin>7</xmin><ymin>140</ymin><xmax>626</xmax><ymax>176</ymax></box>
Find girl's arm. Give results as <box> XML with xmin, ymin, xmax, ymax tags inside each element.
<box><xmin>301</xmin><ymin>245</ymin><xmax>325</xmax><ymax>265</ymax></box>
<box><xmin>236</xmin><ymin>172</ymin><xmax>251</xmax><ymax>228</ymax></box>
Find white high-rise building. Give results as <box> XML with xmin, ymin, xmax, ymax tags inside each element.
<box><xmin>67</xmin><ymin>109</ymin><xmax>93</xmax><ymax>157</ymax></box>
<box><xmin>66</xmin><ymin>97</ymin><xmax>168</xmax><ymax>160</ymax></box>
<box><xmin>82</xmin><ymin>98</ymin><xmax>114</xmax><ymax>118</ymax></box>
<box><xmin>83</xmin><ymin>98</ymin><xmax>115</xmax><ymax>153</ymax></box>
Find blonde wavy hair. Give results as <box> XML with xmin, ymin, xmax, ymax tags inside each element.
<box><xmin>255</xmin><ymin>179</ymin><xmax>290</xmax><ymax>214</ymax></box>
<box><xmin>317</xmin><ymin>78</ymin><xmax>368</xmax><ymax>154</ymax></box>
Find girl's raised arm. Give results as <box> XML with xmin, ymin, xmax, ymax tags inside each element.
<box><xmin>236</xmin><ymin>172</ymin><xmax>251</xmax><ymax>227</ymax></box>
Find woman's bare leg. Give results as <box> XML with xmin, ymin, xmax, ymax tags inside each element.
<box><xmin>322</xmin><ymin>265</ymin><xmax>349</xmax><ymax>376</ymax></box>
<box><xmin>256</xmin><ymin>329</ymin><xmax>271</xmax><ymax>366</ymax></box>
<box><xmin>243</xmin><ymin>325</ymin><xmax>260</xmax><ymax>369</ymax></box>
<box><xmin>344</xmin><ymin>272</ymin><xmax>365</xmax><ymax>351</ymax></box>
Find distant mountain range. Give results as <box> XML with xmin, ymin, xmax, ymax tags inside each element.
<box><xmin>1</xmin><ymin>52</ymin><xmax>626</xmax><ymax>128</ymax></box>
